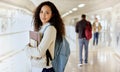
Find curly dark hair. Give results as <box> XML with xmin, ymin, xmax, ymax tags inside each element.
<box><xmin>33</xmin><ymin>1</ymin><xmax>65</xmax><ymax>41</ymax></box>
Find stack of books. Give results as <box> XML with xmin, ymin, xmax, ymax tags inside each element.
<box><xmin>29</xmin><ymin>31</ymin><xmax>42</xmax><ymax>47</ymax></box>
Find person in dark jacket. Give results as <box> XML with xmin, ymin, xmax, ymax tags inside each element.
<box><xmin>75</xmin><ymin>14</ymin><xmax>91</xmax><ymax>66</ymax></box>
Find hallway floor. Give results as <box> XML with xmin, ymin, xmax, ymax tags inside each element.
<box><xmin>65</xmin><ymin>45</ymin><xmax>120</xmax><ymax>72</ymax></box>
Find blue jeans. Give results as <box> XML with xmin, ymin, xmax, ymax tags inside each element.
<box><xmin>78</xmin><ymin>38</ymin><xmax>89</xmax><ymax>63</ymax></box>
<box><xmin>93</xmin><ymin>32</ymin><xmax>99</xmax><ymax>45</ymax></box>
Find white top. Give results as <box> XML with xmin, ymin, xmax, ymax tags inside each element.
<box><xmin>30</xmin><ymin>22</ymin><xmax>56</xmax><ymax>68</ymax></box>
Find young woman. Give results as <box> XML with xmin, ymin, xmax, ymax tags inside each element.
<box><xmin>31</xmin><ymin>1</ymin><xmax>65</xmax><ymax>72</ymax></box>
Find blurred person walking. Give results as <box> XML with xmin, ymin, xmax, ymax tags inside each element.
<box><xmin>75</xmin><ymin>14</ymin><xmax>92</xmax><ymax>66</ymax></box>
<box><xmin>92</xmin><ymin>18</ymin><xmax>102</xmax><ymax>46</ymax></box>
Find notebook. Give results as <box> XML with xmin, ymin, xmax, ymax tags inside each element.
<box><xmin>29</xmin><ymin>31</ymin><xmax>42</xmax><ymax>47</ymax></box>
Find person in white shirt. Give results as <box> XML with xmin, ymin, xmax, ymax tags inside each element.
<box><xmin>29</xmin><ymin>1</ymin><xmax>65</xmax><ymax>72</ymax></box>
<box><xmin>92</xmin><ymin>18</ymin><xmax>102</xmax><ymax>45</ymax></box>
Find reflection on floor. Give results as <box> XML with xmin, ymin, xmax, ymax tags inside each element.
<box><xmin>65</xmin><ymin>45</ymin><xmax>120</xmax><ymax>72</ymax></box>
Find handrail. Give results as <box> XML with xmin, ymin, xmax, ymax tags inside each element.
<box><xmin>0</xmin><ymin>30</ymin><xmax>29</xmax><ymax>63</ymax></box>
<box><xmin>0</xmin><ymin>49</ymin><xmax>24</xmax><ymax>63</ymax></box>
<box><xmin>0</xmin><ymin>30</ymin><xmax>28</xmax><ymax>36</ymax></box>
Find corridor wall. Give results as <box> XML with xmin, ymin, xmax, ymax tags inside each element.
<box><xmin>111</xmin><ymin>3</ymin><xmax>120</xmax><ymax>55</ymax></box>
<box><xmin>0</xmin><ymin>6</ymin><xmax>33</xmax><ymax>72</ymax></box>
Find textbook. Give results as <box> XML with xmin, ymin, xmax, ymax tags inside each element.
<box><xmin>29</xmin><ymin>31</ymin><xmax>42</xmax><ymax>47</ymax></box>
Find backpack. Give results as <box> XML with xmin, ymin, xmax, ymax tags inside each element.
<box><xmin>85</xmin><ymin>22</ymin><xmax>92</xmax><ymax>40</ymax></box>
<box><xmin>47</xmin><ymin>37</ymin><xmax>70</xmax><ymax>72</ymax></box>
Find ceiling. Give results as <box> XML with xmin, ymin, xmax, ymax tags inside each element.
<box><xmin>0</xmin><ymin>0</ymin><xmax>120</xmax><ymax>18</ymax></box>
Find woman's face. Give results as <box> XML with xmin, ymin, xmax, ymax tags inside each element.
<box><xmin>40</xmin><ymin>5</ymin><xmax>52</xmax><ymax>24</ymax></box>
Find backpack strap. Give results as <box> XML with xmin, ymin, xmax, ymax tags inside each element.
<box><xmin>42</xmin><ymin>25</ymin><xmax>51</xmax><ymax>37</ymax></box>
<box><xmin>46</xmin><ymin>50</ymin><xmax>52</xmax><ymax>66</ymax></box>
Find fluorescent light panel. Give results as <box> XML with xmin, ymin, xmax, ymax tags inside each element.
<box><xmin>72</xmin><ymin>8</ymin><xmax>78</xmax><ymax>11</ymax></box>
<box><xmin>78</xmin><ymin>4</ymin><xmax>85</xmax><ymax>8</ymax></box>
<box><xmin>62</xmin><ymin>3</ymin><xmax>85</xmax><ymax>17</ymax></box>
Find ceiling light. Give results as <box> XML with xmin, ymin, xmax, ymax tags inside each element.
<box><xmin>68</xmin><ymin>10</ymin><xmax>72</xmax><ymax>13</ymax></box>
<box><xmin>72</xmin><ymin>8</ymin><xmax>78</xmax><ymax>11</ymax></box>
<box><xmin>78</xmin><ymin>4</ymin><xmax>85</xmax><ymax>8</ymax></box>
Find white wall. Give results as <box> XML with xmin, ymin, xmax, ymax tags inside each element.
<box><xmin>111</xmin><ymin>3</ymin><xmax>120</xmax><ymax>55</ymax></box>
<box><xmin>0</xmin><ymin>7</ymin><xmax>32</xmax><ymax>72</ymax></box>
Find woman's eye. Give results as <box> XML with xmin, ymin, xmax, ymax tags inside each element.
<box><xmin>46</xmin><ymin>12</ymin><xmax>49</xmax><ymax>14</ymax></box>
<box><xmin>40</xmin><ymin>11</ymin><xmax>43</xmax><ymax>13</ymax></box>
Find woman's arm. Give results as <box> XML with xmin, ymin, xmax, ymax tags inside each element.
<box><xmin>37</xmin><ymin>26</ymin><xmax>56</xmax><ymax>57</ymax></box>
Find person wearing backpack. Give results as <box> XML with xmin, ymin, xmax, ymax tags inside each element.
<box><xmin>27</xmin><ymin>1</ymin><xmax>66</xmax><ymax>72</ymax></box>
<box><xmin>75</xmin><ymin>14</ymin><xmax>92</xmax><ymax>67</ymax></box>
